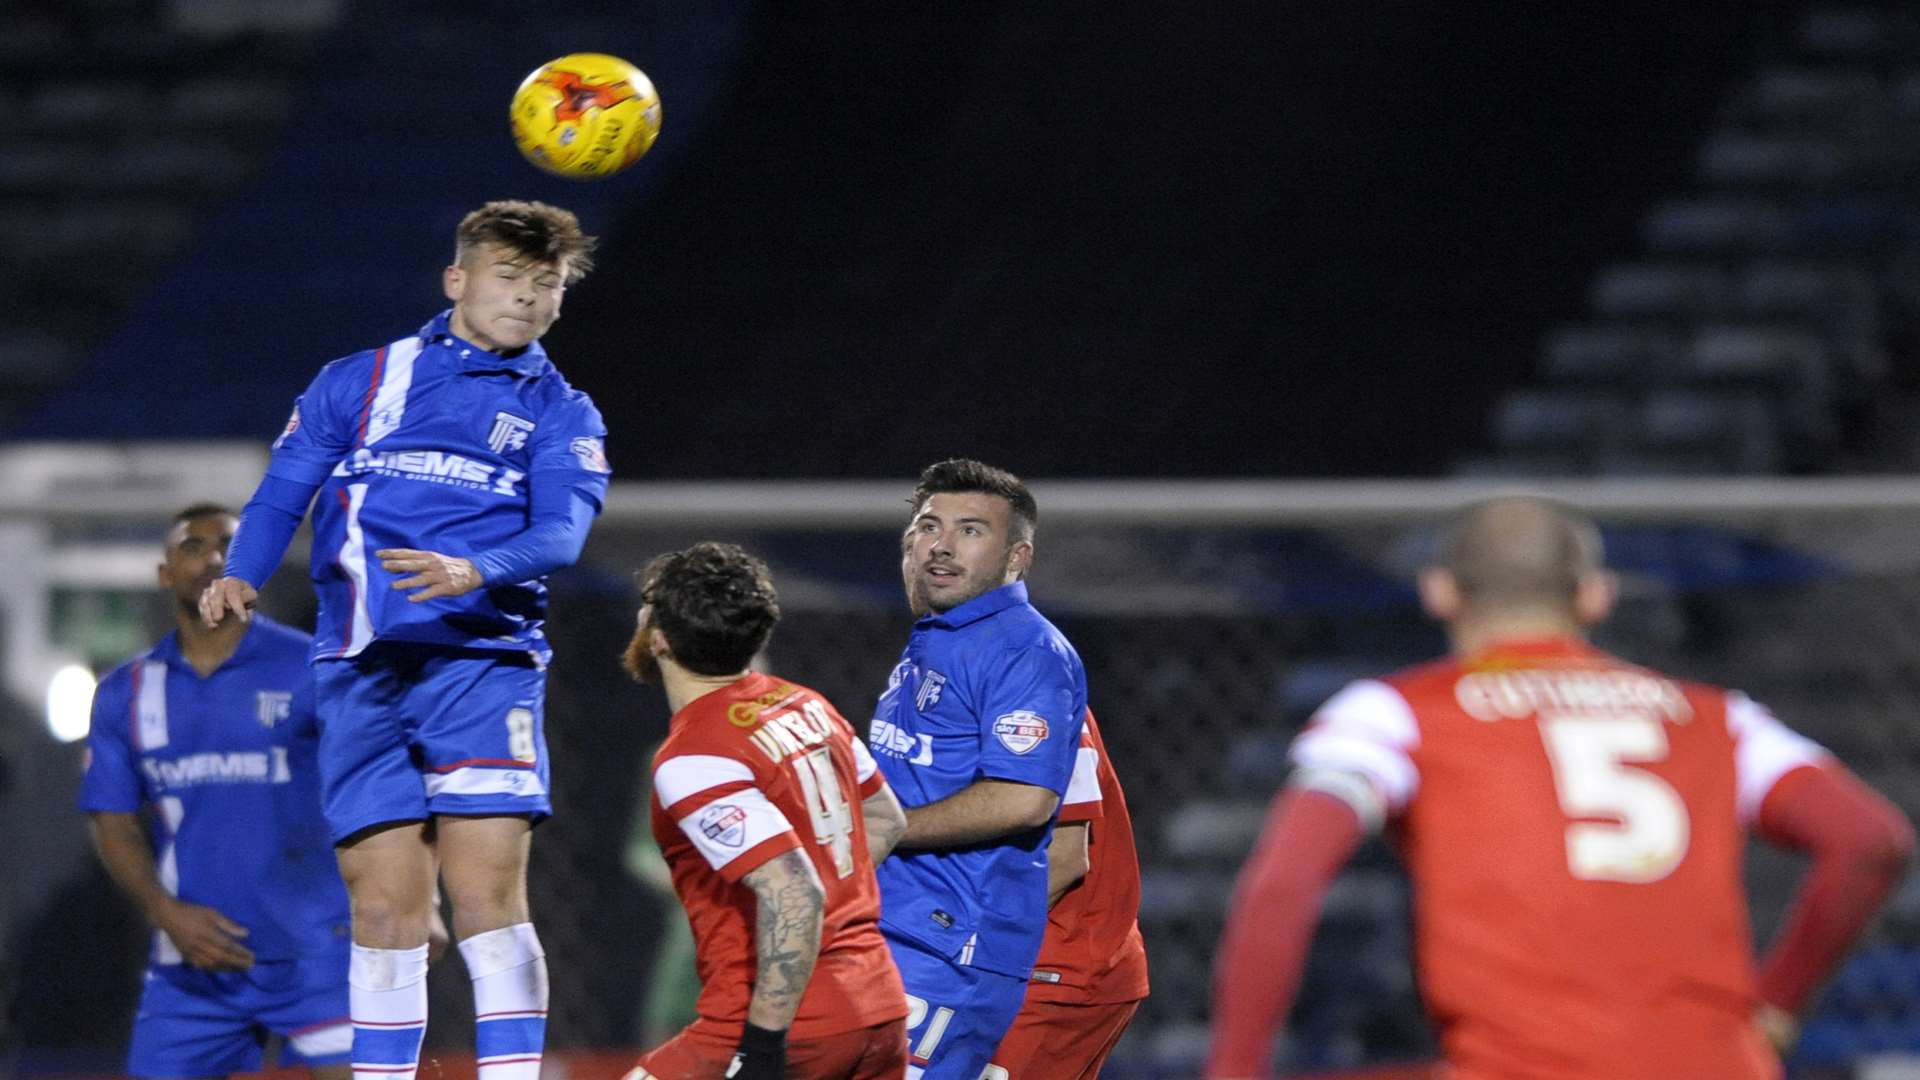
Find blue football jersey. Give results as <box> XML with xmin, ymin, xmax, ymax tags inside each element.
<box><xmin>869</xmin><ymin>582</ymin><xmax>1088</xmax><ymax>978</ymax></box>
<box><xmin>262</xmin><ymin>311</ymin><xmax>609</xmax><ymax>660</ymax></box>
<box><xmin>78</xmin><ymin>616</ymin><xmax>349</xmax><ymax>963</ymax></box>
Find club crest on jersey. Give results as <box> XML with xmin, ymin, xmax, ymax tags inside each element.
<box><xmin>993</xmin><ymin>711</ymin><xmax>1050</xmax><ymax>754</ymax></box>
<box><xmin>488</xmin><ymin>412</ymin><xmax>536</xmax><ymax>453</ymax></box>
<box><xmin>256</xmin><ymin>690</ymin><xmax>292</xmax><ymax>728</ymax></box>
<box><xmin>698</xmin><ymin>804</ymin><xmax>748</xmax><ymax>848</ymax></box>
<box><xmin>569</xmin><ymin>436</ymin><xmax>611</xmax><ymax>473</ymax></box>
<box><xmin>272</xmin><ymin>406</ymin><xmax>301</xmax><ymax>450</ymax></box>
<box><xmin>915</xmin><ymin>670</ymin><xmax>948</xmax><ymax>712</ymax></box>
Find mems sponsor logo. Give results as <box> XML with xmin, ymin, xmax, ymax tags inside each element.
<box><xmin>143</xmin><ymin>748</ymin><xmax>291</xmax><ymax>789</ymax></box>
<box><xmin>333</xmin><ymin>448</ymin><xmax>524</xmax><ymax>496</ymax></box>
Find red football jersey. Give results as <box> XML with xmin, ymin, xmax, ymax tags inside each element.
<box><xmin>650</xmin><ymin>672</ymin><xmax>907</xmax><ymax>1040</ymax></box>
<box><xmin>1290</xmin><ymin>637</ymin><xmax>1826</xmax><ymax>1080</ymax></box>
<box><xmin>1027</xmin><ymin>709</ymin><xmax>1150</xmax><ymax>1005</ymax></box>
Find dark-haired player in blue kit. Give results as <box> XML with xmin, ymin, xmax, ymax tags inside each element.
<box><xmin>871</xmin><ymin>459</ymin><xmax>1089</xmax><ymax>1080</ymax></box>
<box><xmin>200</xmin><ymin>201</ymin><xmax>610</xmax><ymax>1080</ymax></box>
<box><xmin>83</xmin><ymin>504</ymin><xmax>352</xmax><ymax>1079</ymax></box>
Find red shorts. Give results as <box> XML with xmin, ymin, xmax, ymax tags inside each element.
<box><xmin>626</xmin><ymin>1018</ymin><xmax>909</xmax><ymax>1080</ymax></box>
<box><xmin>986</xmin><ymin>997</ymin><xmax>1140</xmax><ymax>1080</ymax></box>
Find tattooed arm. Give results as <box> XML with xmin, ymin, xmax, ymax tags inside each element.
<box><xmin>741</xmin><ymin>848</ymin><xmax>829</xmax><ymax>1031</ymax></box>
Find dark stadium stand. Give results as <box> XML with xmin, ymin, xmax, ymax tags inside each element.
<box><xmin>1463</xmin><ymin>5</ymin><xmax>1920</xmax><ymax>478</ymax></box>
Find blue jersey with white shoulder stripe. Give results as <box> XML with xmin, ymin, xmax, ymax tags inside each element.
<box><xmin>77</xmin><ymin>616</ymin><xmax>349</xmax><ymax>963</ymax></box>
<box><xmin>260</xmin><ymin>311</ymin><xmax>609</xmax><ymax>661</ymax></box>
<box><xmin>869</xmin><ymin>582</ymin><xmax>1088</xmax><ymax>978</ymax></box>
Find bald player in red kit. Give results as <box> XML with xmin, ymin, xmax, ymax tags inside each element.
<box><xmin>986</xmin><ymin>709</ymin><xmax>1149</xmax><ymax>1080</ymax></box>
<box><xmin>1208</xmin><ymin>497</ymin><xmax>1913</xmax><ymax>1080</ymax></box>
<box><xmin>621</xmin><ymin>542</ymin><xmax>910</xmax><ymax>1080</ymax></box>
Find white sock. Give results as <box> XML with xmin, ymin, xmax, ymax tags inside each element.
<box><xmin>350</xmin><ymin>943</ymin><xmax>431</xmax><ymax>1080</ymax></box>
<box><xmin>460</xmin><ymin>923</ymin><xmax>549</xmax><ymax>1080</ymax></box>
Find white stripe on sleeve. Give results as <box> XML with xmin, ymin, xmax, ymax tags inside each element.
<box><xmin>1063</xmin><ymin>746</ymin><xmax>1102</xmax><ymax>807</ymax></box>
<box><xmin>676</xmin><ymin>786</ymin><xmax>795</xmax><ymax>872</ymax></box>
<box><xmin>1728</xmin><ymin>691</ymin><xmax>1826</xmax><ymax>823</ymax></box>
<box><xmin>654</xmin><ymin>754</ymin><xmax>756</xmax><ymax>810</ymax></box>
<box><xmin>850</xmin><ymin>737</ymin><xmax>879</xmax><ymax>785</ymax></box>
<box><xmin>1289</xmin><ymin>679</ymin><xmax>1421</xmax><ymax>814</ymax></box>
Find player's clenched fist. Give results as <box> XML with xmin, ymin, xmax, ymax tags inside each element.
<box><xmin>379</xmin><ymin>548</ymin><xmax>482</xmax><ymax>602</ymax></box>
<box><xmin>198</xmin><ymin>576</ymin><xmax>257</xmax><ymax>628</ymax></box>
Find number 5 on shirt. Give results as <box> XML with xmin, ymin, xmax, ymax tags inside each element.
<box><xmin>1540</xmin><ymin>712</ymin><xmax>1691</xmax><ymax>884</ymax></box>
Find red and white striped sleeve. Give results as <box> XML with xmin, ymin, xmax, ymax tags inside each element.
<box><xmin>1058</xmin><ymin>726</ymin><xmax>1103</xmax><ymax>825</ymax></box>
<box><xmin>654</xmin><ymin>752</ymin><xmax>801</xmax><ymax>882</ymax></box>
<box><xmin>850</xmin><ymin>733</ymin><xmax>888</xmax><ymax>800</ymax></box>
<box><xmin>1727</xmin><ymin>691</ymin><xmax>1827</xmax><ymax>824</ymax></box>
<box><xmin>1287</xmin><ymin>679</ymin><xmax>1421</xmax><ymax>832</ymax></box>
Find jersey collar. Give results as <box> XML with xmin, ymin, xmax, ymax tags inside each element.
<box><xmin>1462</xmin><ymin>635</ymin><xmax>1603</xmax><ymax>670</ymax></box>
<box><xmin>149</xmin><ymin>616</ymin><xmax>271</xmax><ymax>677</ymax></box>
<box><xmin>921</xmin><ymin>580</ymin><xmax>1029</xmax><ymax>630</ymax></box>
<box><xmin>419</xmin><ymin>310</ymin><xmax>553</xmax><ymax>379</ymax></box>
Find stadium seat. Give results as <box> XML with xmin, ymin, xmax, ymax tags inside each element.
<box><xmin>1643</xmin><ymin>197</ymin><xmax>1796</xmax><ymax>253</ymax></box>
<box><xmin>1726</xmin><ymin>68</ymin><xmax>1885</xmax><ymax>130</ymax></box>
<box><xmin>1586</xmin><ymin>267</ymin><xmax>1732</xmax><ymax>322</ymax></box>
<box><xmin>1162</xmin><ymin>799</ymin><xmax>1270</xmax><ymax>860</ymax></box>
<box><xmin>1686</xmin><ymin>325</ymin><xmax>1831</xmax><ymax>389</ymax></box>
<box><xmin>1696</xmin><ymin>135</ymin><xmax>1854</xmax><ymax>187</ymax></box>
<box><xmin>1634</xmin><ymin>389</ymin><xmax>1782</xmax><ymax>473</ymax></box>
<box><xmin>167</xmin><ymin>78</ymin><xmax>294</xmax><ymax>129</ymax></box>
<box><xmin>24</xmin><ymin>81</ymin><xmax>159</xmax><ymax>132</ymax></box>
<box><xmin>1491</xmin><ymin>389</ymin><xmax>1633</xmax><ymax>456</ymax></box>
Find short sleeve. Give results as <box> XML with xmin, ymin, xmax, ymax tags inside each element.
<box><xmin>529</xmin><ymin>393</ymin><xmax>611</xmax><ymax>509</ymax></box>
<box><xmin>265</xmin><ymin>360</ymin><xmax>358</xmax><ymax>485</ymax></box>
<box><xmin>1727</xmin><ymin>691</ymin><xmax>1827</xmax><ymax>824</ymax></box>
<box><xmin>1288</xmin><ymin>679</ymin><xmax>1421</xmax><ymax>831</ymax></box>
<box><xmin>974</xmin><ymin>644</ymin><xmax>1084</xmax><ymax>795</ymax></box>
<box><xmin>1057</xmin><ymin>726</ymin><xmax>1103</xmax><ymax>824</ymax></box>
<box><xmin>850</xmin><ymin>737</ymin><xmax>887</xmax><ymax>799</ymax></box>
<box><xmin>77</xmin><ymin>672</ymin><xmax>142</xmax><ymax>813</ymax></box>
<box><xmin>654</xmin><ymin>752</ymin><xmax>799</xmax><ymax>882</ymax></box>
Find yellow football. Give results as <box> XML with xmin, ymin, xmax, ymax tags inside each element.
<box><xmin>509</xmin><ymin>53</ymin><xmax>661</xmax><ymax>180</ymax></box>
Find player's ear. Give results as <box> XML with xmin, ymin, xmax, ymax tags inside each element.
<box><xmin>648</xmin><ymin>627</ymin><xmax>672</xmax><ymax>660</ymax></box>
<box><xmin>156</xmin><ymin>560</ymin><xmax>173</xmax><ymax>590</ymax></box>
<box><xmin>1418</xmin><ymin>567</ymin><xmax>1461</xmax><ymax>622</ymax></box>
<box><xmin>443</xmin><ymin>262</ymin><xmax>465</xmax><ymax>303</ymax></box>
<box><xmin>1574</xmin><ymin>570</ymin><xmax>1619</xmax><ymax>627</ymax></box>
<box><xmin>1006</xmin><ymin>539</ymin><xmax>1034</xmax><ymax>581</ymax></box>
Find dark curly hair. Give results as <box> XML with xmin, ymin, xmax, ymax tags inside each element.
<box><xmin>455</xmin><ymin>200</ymin><xmax>597</xmax><ymax>283</ymax></box>
<box><xmin>637</xmin><ymin>542</ymin><xmax>781</xmax><ymax>676</ymax></box>
<box><xmin>908</xmin><ymin>458</ymin><xmax>1037</xmax><ymax>544</ymax></box>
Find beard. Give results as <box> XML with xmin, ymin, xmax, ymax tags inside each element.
<box><xmin>914</xmin><ymin>546</ymin><xmax>1015</xmax><ymax>615</ymax></box>
<box><xmin>621</xmin><ymin>623</ymin><xmax>661</xmax><ymax>684</ymax></box>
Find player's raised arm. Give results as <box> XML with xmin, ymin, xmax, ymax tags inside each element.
<box><xmin>202</xmin><ymin>367</ymin><xmax>356</xmax><ymax>627</ymax></box>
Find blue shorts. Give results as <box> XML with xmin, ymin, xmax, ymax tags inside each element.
<box><xmin>886</xmin><ymin>932</ymin><xmax>1030</xmax><ymax>1080</ymax></box>
<box><xmin>314</xmin><ymin>644</ymin><xmax>550</xmax><ymax>843</ymax></box>
<box><xmin>128</xmin><ymin>953</ymin><xmax>350</xmax><ymax>1077</ymax></box>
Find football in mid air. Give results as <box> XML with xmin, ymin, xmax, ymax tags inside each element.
<box><xmin>510</xmin><ymin>53</ymin><xmax>661</xmax><ymax>180</ymax></box>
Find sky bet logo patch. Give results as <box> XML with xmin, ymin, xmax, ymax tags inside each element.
<box><xmin>699</xmin><ymin>804</ymin><xmax>747</xmax><ymax>848</ymax></box>
<box><xmin>993</xmin><ymin>711</ymin><xmax>1049</xmax><ymax>754</ymax></box>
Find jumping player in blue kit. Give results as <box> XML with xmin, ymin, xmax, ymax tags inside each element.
<box><xmin>82</xmin><ymin>504</ymin><xmax>352</xmax><ymax>1078</ymax></box>
<box><xmin>871</xmin><ymin>459</ymin><xmax>1089</xmax><ymax>1080</ymax></box>
<box><xmin>200</xmin><ymin>201</ymin><xmax>608</xmax><ymax>1080</ymax></box>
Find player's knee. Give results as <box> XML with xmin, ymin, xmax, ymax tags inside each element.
<box><xmin>349</xmin><ymin>889</ymin><xmax>433</xmax><ymax>947</ymax></box>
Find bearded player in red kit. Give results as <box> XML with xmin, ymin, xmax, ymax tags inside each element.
<box><xmin>621</xmin><ymin>542</ymin><xmax>911</xmax><ymax>1080</ymax></box>
<box><xmin>1209</xmin><ymin>497</ymin><xmax>1913</xmax><ymax>1080</ymax></box>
